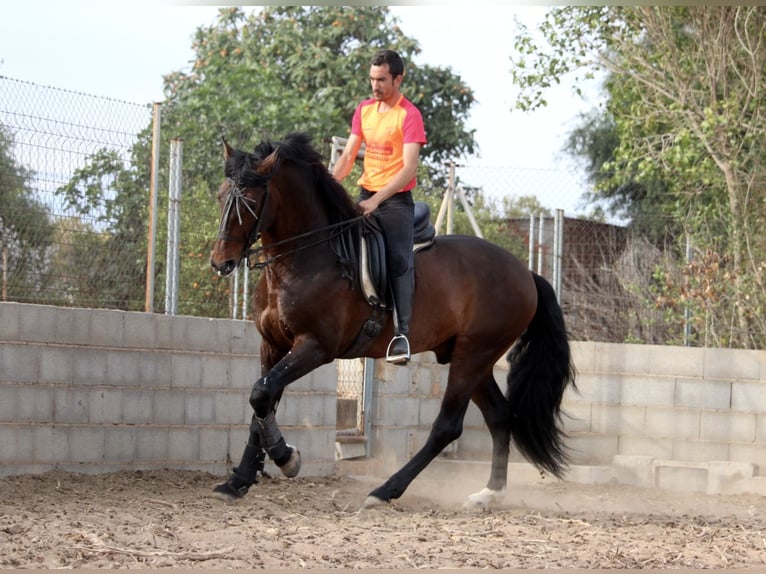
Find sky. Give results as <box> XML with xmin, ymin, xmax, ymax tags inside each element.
<box><xmin>0</xmin><ymin>2</ymin><xmax>603</xmax><ymax>216</ymax></box>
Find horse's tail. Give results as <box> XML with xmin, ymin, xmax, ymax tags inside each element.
<box><xmin>506</xmin><ymin>272</ymin><xmax>576</xmax><ymax>479</ymax></box>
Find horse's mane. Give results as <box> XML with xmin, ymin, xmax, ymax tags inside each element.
<box><xmin>235</xmin><ymin>132</ymin><xmax>358</xmax><ymax>224</ymax></box>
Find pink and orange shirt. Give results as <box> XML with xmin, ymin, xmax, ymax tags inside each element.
<box><xmin>351</xmin><ymin>95</ymin><xmax>426</xmax><ymax>193</ymax></box>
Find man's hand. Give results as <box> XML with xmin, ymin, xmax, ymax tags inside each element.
<box><xmin>358</xmin><ymin>196</ymin><xmax>380</xmax><ymax>216</ymax></box>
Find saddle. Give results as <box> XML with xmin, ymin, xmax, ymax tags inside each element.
<box><xmin>334</xmin><ymin>202</ymin><xmax>436</xmax><ymax>359</ymax></box>
<box><xmin>360</xmin><ymin>201</ymin><xmax>436</xmax><ymax>309</ymax></box>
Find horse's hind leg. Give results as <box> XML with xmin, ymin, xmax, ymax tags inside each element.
<box><xmin>464</xmin><ymin>374</ymin><xmax>512</xmax><ymax>509</ymax></box>
<box><xmin>364</xmin><ymin>361</ymin><xmax>481</xmax><ymax>507</ymax></box>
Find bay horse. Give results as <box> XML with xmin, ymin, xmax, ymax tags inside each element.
<box><xmin>209</xmin><ymin>132</ymin><xmax>576</xmax><ymax>509</ymax></box>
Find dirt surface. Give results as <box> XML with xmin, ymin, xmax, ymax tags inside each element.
<box><xmin>1</xmin><ymin>467</ymin><xmax>764</xmax><ymax>569</ymax></box>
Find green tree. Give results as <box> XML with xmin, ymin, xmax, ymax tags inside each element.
<box><xmin>153</xmin><ymin>6</ymin><xmax>478</xmax><ymax>317</ymax></box>
<box><xmin>56</xmin><ymin>147</ymin><xmax>149</xmax><ymax>310</ymax></box>
<box><xmin>512</xmin><ymin>6</ymin><xmax>766</xmax><ymax>347</ymax></box>
<box><xmin>0</xmin><ymin>127</ymin><xmax>54</xmax><ymax>302</ymax></box>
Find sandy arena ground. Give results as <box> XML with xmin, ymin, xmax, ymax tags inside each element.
<box><xmin>1</xmin><ymin>465</ymin><xmax>764</xmax><ymax>569</ymax></box>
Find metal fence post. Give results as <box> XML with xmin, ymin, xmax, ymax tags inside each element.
<box><xmin>165</xmin><ymin>138</ymin><xmax>182</xmax><ymax>315</ymax></box>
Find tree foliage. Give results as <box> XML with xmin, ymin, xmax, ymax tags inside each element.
<box><xmin>0</xmin><ymin>127</ymin><xmax>55</xmax><ymax>302</ymax></box>
<box><xmin>149</xmin><ymin>6</ymin><xmax>478</xmax><ymax>316</ymax></box>
<box><xmin>512</xmin><ymin>6</ymin><xmax>766</xmax><ymax>347</ymax></box>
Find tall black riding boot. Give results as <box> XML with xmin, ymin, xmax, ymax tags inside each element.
<box><xmin>386</xmin><ymin>270</ymin><xmax>414</xmax><ymax>364</ymax></box>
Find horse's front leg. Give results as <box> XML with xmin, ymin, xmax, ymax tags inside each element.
<box><xmin>249</xmin><ymin>336</ymin><xmax>330</xmax><ymax>478</ymax></box>
<box><xmin>214</xmin><ymin>345</ymin><xmax>286</xmax><ymax>501</ymax></box>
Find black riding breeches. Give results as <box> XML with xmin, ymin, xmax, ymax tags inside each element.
<box><xmin>359</xmin><ymin>188</ymin><xmax>414</xmax><ymax>279</ymax></box>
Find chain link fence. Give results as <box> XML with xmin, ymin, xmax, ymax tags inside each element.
<box><xmin>4</xmin><ymin>75</ymin><xmax>755</xmax><ymax>347</ymax></box>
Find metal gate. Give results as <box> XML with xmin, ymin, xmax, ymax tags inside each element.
<box><xmin>335</xmin><ymin>358</ymin><xmax>373</xmax><ymax>459</ymax></box>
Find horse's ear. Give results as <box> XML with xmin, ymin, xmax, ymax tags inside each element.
<box><xmin>222</xmin><ymin>137</ymin><xmax>234</xmax><ymax>160</ymax></box>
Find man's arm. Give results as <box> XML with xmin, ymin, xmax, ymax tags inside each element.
<box><xmin>332</xmin><ymin>133</ymin><xmax>364</xmax><ymax>183</ymax></box>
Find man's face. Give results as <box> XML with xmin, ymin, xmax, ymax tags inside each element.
<box><xmin>369</xmin><ymin>63</ymin><xmax>400</xmax><ymax>102</ymax></box>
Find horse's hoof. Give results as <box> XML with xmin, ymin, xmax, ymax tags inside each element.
<box><xmin>279</xmin><ymin>444</ymin><xmax>301</xmax><ymax>478</ymax></box>
<box><xmin>361</xmin><ymin>495</ymin><xmax>387</xmax><ymax>509</ymax></box>
<box><xmin>463</xmin><ymin>487</ymin><xmax>506</xmax><ymax>510</ymax></box>
<box><xmin>212</xmin><ymin>480</ymin><xmax>249</xmax><ymax>502</ymax></box>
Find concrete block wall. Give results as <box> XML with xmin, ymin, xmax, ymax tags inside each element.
<box><xmin>366</xmin><ymin>341</ymin><xmax>766</xmax><ymax>494</ymax></box>
<box><xmin>0</xmin><ymin>302</ymin><xmax>337</xmax><ymax>478</ymax></box>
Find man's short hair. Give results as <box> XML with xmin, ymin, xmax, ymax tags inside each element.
<box><xmin>371</xmin><ymin>49</ymin><xmax>405</xmax><ymax>78</ymax></box>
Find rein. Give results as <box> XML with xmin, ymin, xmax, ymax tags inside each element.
<box><xmin>245</xmin><ymin>216</ymin><xmax>365</xmax><ymax>270</ymax></box>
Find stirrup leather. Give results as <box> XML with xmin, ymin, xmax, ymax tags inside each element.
<box><xmin>386</xmin><ymin>334</ymin><xmax>411</xmax><ymax>364</ymax></box>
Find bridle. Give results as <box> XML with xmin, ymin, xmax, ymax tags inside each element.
<box><xmin>217</xmin><ymin>177</ymin><xmax>268</xmax><ymax>248</ymax></box>
<box><xmin>217</xmin><ymin>174</ymin><xmax>364</xmax><ymax>271</ymax></box>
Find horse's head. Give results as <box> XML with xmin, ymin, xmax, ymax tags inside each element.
<box><xmin>209</xmin><ymin>138</ymin><xmax>278</xmax><ymax>277</ymax></box>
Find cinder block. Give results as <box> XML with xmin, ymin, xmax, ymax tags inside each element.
<box><xmin>74</xmin><ymin>349</ymin><xmax>108</xmax><ymax>386</ymax></box>
<box><xmin>0</xmin><ymin>385</ymin><xmax>18</xmax><ymax>422</ymax></box>
<box><xmin>138</xmin><ymin>351</ymin><xmax>172</xmax><ymax>388</ymax></box>
<box><xmin>105</xmin><ymin>427</ymin><xmax>137</xmax><ymax>462</ymax></box>
<box><xmin>136</xmin><ymin>428</ymin><xmax>169</xmax><ymax>461</ymax></box>
<box><xmin>728</xmin><ymin>443</ymin><xmax>766</xmax><ymax>471</ymax></box>
<box><xmin>0</xmin><ymin>302</ymin><xmax>20</xmax><ymax>341</ymax></box>
<box><xmin>69</xmin><ymin>428</ymin><xmax>106</xmax><ymax>463</ymax></box>
<box><xmin>18</xmin><ymin>304</ymin><xmax>55</xmax><ymax>344</ymax></box>
<box><xmin>154</xmin><ymin>314</ymin><xmax>176</xmax><ymax>350</ymax></box>
<box><xmin>704</xmin><ymin>347</ymin><xmax>760</xmax><ymax>381</ymax></box>
<box><xmin>228</xmin><ymin>356</ymin><xmax>259</xmax><ymax>390</ymax></box>
<box><xmin>561</xmin><ymin>402</ymin><xmax>591</xmax><ymax>433</ymax></box>
<box><xmin>90</xmin><ymin>309</ymin><xmax>124</xmax><ymax>348</ymax></box>
<box><xmin>199</xmin><ymin>428</ymin><xmax>230</xmax><ymax>462</ymax></box>
<box><xmin>201</xmin><ymin>356</ymin><xmax>230</xmax><ymax>388</ymax></box>
<box><xmin>88</xmin><ymin>389</ymin><xmax>123</xmax><ymax>424</ymax></box>
<box><xmin>612</xmin><ymin>454</ymin><xmax>655</xmax><ymax>487</ymax></box>
<box><xmin>123</xmin><ymin>312</ymin><xmax>156</xmax><ymax>349</ymax></box>
<box><xmin>169</xmin><ymin>427</ymin><xmax>200</xmax><ymax>462</ymax></box>
<box><xmin>33</xmin><ymin>425</ymin><xmax>70</xmax><ymax>464</ymax></box>
<box><xmin>707</xmin><ymin>461</ymin><xmax>755</xmax><ymax>494</ymax></box>
<box><xmin>151</xmin><ymin>390</ymin><xmax>184</xmax><ymax>425</ymax></box>
<box><xmin>122</xmin><ymin>390</ymin><xmax>154</xmax><ymax>424</ymax></box>
<box><xmin>39</xmin><ymin>346</ymin><xmax>74</xmax><ymax>384</ymax></box>
<box><xmin>185</xmin><ymin>392</ymin><xmax>216</xmax><ymax>425</ymax></box>
<box><xmin>1</xmin><ymin>344</ymin><xmax>40</xmax><ymax>383</ymax></box>
<box><xmin>621</xmin><ymin>375</ymin><xmax>675</xmax><ymax>407</ymax></box>
<box><xmin>671</xmin><ymin>439</ymin><xmax>728</xmax><ymax>462</ymax></box>
<box><xmin>215</xmin><ymin>390</ymin><xmax>248</xmax><ymax>425</ymax></box>
<box><xmin>0</xmin><ymin>425</ymin><xmax>32</xmax><ymax>463</ymax></box>
<box><xmin>700</xmin><ymin>411</ymin><xmax>756</xmax><ymax>442</ymax></box>
<box><xmin>731</xmin><ymin>381</ymin><xmax>766</xmax><ymax>413</ymax></box>
<box><xmin>591</xmin><ymin>404</ymin><xmax>645</xmax><ymax>435</ymax></box>
<box><xmin>229</xmin><ymin>320</ymin><xmax>256</xmax><ymax>355</ymax></box>
<box><xmin>570</xmin><ymin>340</ymin><xmax>595</xmax><ymax>373</ymax></box>
<box><xmin>172</xmin><ymin>354</ymin><xmax>203</xmax><ymax>388</ymax></box>
<box><xmin>18</xmin><ymin>385</ymin><xmax>53</xmax><ymax>422</ymax></box>
<box><xmin>107</xmin><ymin>350</ymin><xmax>142</xmax><ymax>387</ymax></box>
<box><xmin>644</xmin><ymin>407</ymin><xmax>699</xmax><ymax>439</ymax></box>
<box><xmin>376</xmin><ymin>395</ymin><xmax>418</xmax><ymax>427</ymax></box>
<box><xmin>655</xmin><ymin>463</ymin><xmax>707</xmax><ymax>492</ymax></box>
<box><xmin>647</xmin><ymin>345</ymin><xmax>705</xmax><ymax>377</ymax></box>
<box><xmin>593</xmin><ymin>342</ymin><xmax>651</xmax><ymax>375</ymax></box>
<box><xmin>566</xmin><ymin>433</ymin><xmax>619</xmax><ymax>465</ymax></box>
<box><xmin>54</xmin><ymin>387</ymin><xmax>90</xmax><ymax>424</ymax></box>
<box><xmin>569</xmin><ymin>373</ymin><xmax>622</xmax><ymax>405</ymax></box>
<box><xmin>675</xmin><ymin>378</ymin><xmax>731</xmax><ymax>410</ymax></box>
<box><xmin>55</xmin><ymin>307</ymin><xmax>91</xmax><ymax>345</ymax></box>
<box><xmin>618</xmin><ymin>435</ymin><xmax>673</xmax><ymax>459</ymax></box>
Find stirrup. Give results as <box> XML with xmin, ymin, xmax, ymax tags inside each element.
<box><xmin>386</xmin><ymin>334</ymin><xmax>411</xmax><ymax>364</ymax></box>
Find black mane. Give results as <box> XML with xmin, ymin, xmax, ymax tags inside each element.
<box><xmin>228</xmin><ymin>132</ymin><xmax>358</xmax><ymax>223</ymax></box>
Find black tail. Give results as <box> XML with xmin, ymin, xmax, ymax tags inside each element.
<box><xmin>506</xmin><ymin>273</ymin><xmax>576</xmax><ymax>478</ymax></box>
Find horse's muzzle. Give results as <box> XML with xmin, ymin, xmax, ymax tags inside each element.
<box><xmin>211</xmin><ymin>256</ymin><xmax>238</xmax><ymax>277</ymax></box>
